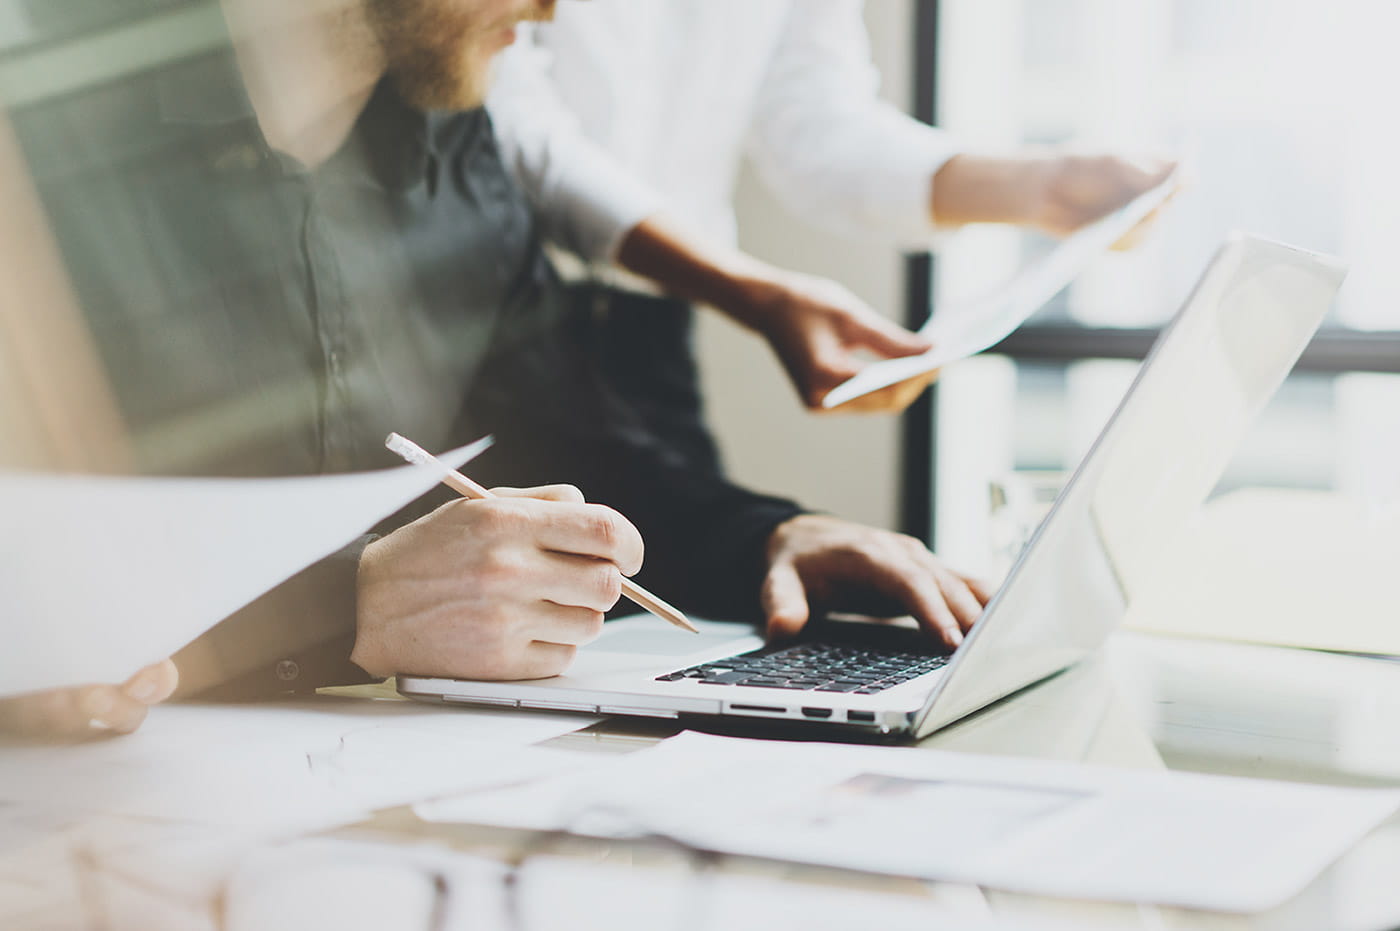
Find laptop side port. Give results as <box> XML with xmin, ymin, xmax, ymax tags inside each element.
<box><xmin>801</xmin><ymin>707</ymin><xmax>833</xmax><ymax>719</ymax></box>
<box><xmin>847</xmin><ymin>710</ymin><xmax>876</xmax><ymax>723</ymax></box>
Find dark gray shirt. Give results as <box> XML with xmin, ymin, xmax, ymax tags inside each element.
<box><xmin>15</xmin><ymin>44</ymin><xmax>803</xmax><ymax>696</ymax></box>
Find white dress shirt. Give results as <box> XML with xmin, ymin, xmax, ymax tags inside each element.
<box><xmin>487</xmin><ymin>0</ymin><xmax>960</xmax><ymax>262</ymax></box>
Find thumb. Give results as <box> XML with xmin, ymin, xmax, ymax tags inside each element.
<box><xmin>843</xmin><ymin>312</ymin><xmax>932</xmax><ymax>359</ymax></box>
<box><xmin>762</xmin><ymin>560</ymin><xmax>811</xmax><ymax>641</ymax></box>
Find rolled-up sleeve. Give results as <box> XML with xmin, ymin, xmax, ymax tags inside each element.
<box><xmin>488</xmin><ymin>29</ymin><xmax>663</xmax><ymax>262</ymax></box>
<box><xmin>745</xmin><ymin>0</ymin><xmax>961</xmax><ymax>249</ymax></box>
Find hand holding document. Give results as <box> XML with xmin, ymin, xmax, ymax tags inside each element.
<box><xmin>821</xmin><ymin>171</ymin><xmax>1181</xmax><ymax>409</ymax></box>
<box><xmin>0</xmin><ymin>438</ymin><xmax>492</xmax><ymax>697</ymax></box>
<box><xmin>419</xmin><ymin>730</ymin><xmax>1400</xmax><ymax>913</ymax></box>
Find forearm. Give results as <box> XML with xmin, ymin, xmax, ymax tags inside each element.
<box><xmin>929</xmin><ymin>154</ymin><xmax>1047</xmax><ymax>228</ymax></box>
<box><xmin>614</xmin><ymin>215</ymin><xmax>788</xmax><ymax>333</ymax></box>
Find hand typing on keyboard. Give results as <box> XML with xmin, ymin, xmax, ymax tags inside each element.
<box><xmin>760</xmin><ymin>515</ymin><xmax>990</xmax><ymax>650</ymax></box>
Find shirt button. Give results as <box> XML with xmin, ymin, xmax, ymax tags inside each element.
<box><xmin>275</xmin><ymin>659</ymin><xmax>301</xmax><ymax>682</ymax></box>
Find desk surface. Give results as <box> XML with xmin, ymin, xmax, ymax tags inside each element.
<box><xmin>350</xmin><ymin>631</ymin><xmax>1400</xmax><ymax>931</ymax></box>
<box><xmin>10</xmin><ymin>631</ymin><xmax>1400</xmax><ymax>930</ymax></box>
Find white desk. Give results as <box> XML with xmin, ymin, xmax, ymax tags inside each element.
<box><xmin>320</xmin><ymin>632</ymin><xmax>1400</xmax><ymax>930</ymax></box>
<box><xmin>7</xmin><ymin>632</ymin><xmax>1400</xmax><ymax>930</ymax></box>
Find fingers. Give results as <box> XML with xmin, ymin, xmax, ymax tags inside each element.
<box><xmin>1109</xmin><ymin>185</ymin><xmax>1180</xmax><ymax>252</ymax></box>
<box><xmin>790</xmin><ymin>329</ymin><xmax>861</xmax><ymax>409</ymax></box>
<box><xmin>1134</xmin><ymin>156</ymin><xmax>1178</xmax><ymax>189</ymax></box>
<box><xmin>490</xmin><ymin>484</ymin><xmax>587</xmax><ymax>504</ymax></box>
<box><xmin>762</xmin><ymin>559</ymin><xmax>811</xmax><ymax>641</ymax></box>
<box><xmin>844</xmin><ymin>541</ymin><xmax>982</xmax><ymax>648</ymax></box>
<box><xmin>83</xmin><ymin>687</ymin><xmax>151</xmax><ymax>735</ymax></box>
<box><xmin>531</xmin><ymin>550</ymin><xmax>626</xmax><ymax>613</ymax></box>
<box><xmin>121</xmin><ymin>659</ymin><xmax>179</xmax><ymax>704</ymax></box>
<box><xmin>529</xmin><ymin>502</ymin><xmax>645</xmax><ymax>577</ymax></box>
<box><xmin>0</xmin><ymin>684</ymin><xmax>151</xmax><ymax>739</ymax></box>
<box><xmin>842</xmin><ymin>311</ymin><xmax>933</xmax><ymax>360</ymax></box>
<box><xmin>955</xmin><ymin>571</ymin><xmax>996</xmax><ymax>607</ymax></box>
<box><xmin>823</xmin><ymin>369</ymin><xmax>939</xmax><ymax>415</ymax></box>
<box><xmin>466</xmin><ymin>498</ymin><xmax>645</xmax><ymax>577</ymax></box>
<box><xmin>869</xmin><ymin>560</ymin><xmax>966</xmax><ymax>650</ymax></box>
<box><xmin>925</xmin><ymin>561</ymin><xmax>985</xmax><ymax>633</ymax></box>
<box><xmin>530</xmin><ymin>602</ymin><xmax>607</xmax><ymax>647</ymax></box>
<box><xmin>518</xmin><ymin>641</ymin><xmax>579</xmax><ymax>680</ymax></box>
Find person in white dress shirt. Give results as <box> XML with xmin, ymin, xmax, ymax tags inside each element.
<box><xmin>488</xmin><ymin>0</ymin><xmax>1173</xmax><ymax>416</ymax></box>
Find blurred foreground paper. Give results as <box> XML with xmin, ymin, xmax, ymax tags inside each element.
<box><xmin>1126</xmin><ymin>488</ymin><xmax>1400</xmax><ymax>655</ymax></box>
<box><xmin>822</xmin><ymin>171</ymin><xmax>1180</xmax><ymax>409</ymax></box>
<box><xmin>0</xmin><ymin>437</ymin><xmax>491</xmax><ymax>697</ymax></box>
<box><xmin>419</xmin><ymin>730</ymin><xmax>1400</xmax><ymax>913</ymax></box>
<box><xmin>0</xmin><ymin>698</ymin><xmax>594</xmax><ymax>835</ymax></box>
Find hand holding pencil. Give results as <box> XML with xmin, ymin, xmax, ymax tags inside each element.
<box><xmin>351</xmin><ymin>434</ymin><xmax>696</xmax><ymax>683</ymax></box>
<box><xmin>385</xmin><ymin>433</ymin><xmax>697</xmax><ymax>634</ymax></box>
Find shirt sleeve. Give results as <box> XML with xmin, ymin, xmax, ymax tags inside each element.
<box><xmin>487</xmin><ymin>27</ymin><xmax>664</xmax><ymax>262</ymax></box>
<box><xmin>173</xmin><ymin>535</ymin><xmax>379</xmax><ymax>700</ymax></box>
<box><xmin>467</xmin><ymin>288</ymin><xmax>807</xmax><ymax>624</ymax></box>
<box><xmin>744</xmin><ymin>0</ymin><xmax>962</xmax><ymax>249</ymax></box>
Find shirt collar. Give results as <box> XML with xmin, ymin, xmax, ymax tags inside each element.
<box><xmin>155</xmin><ymin>45</ymin><xmax>441</xmax><ymax>193</ymax></box>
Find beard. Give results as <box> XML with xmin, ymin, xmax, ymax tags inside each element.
<box><xmin>365</xmin><ymin>0</ymin><xmax>555</xmax><ymax>111</ymax></box>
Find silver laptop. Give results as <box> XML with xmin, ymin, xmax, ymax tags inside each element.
<box><xmin>401</xmin><ymin>234</ymin><xmax>1346</xmax><ymax>739</ymax></box>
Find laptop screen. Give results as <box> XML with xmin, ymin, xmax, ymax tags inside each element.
<box><xmin>918</xmin><ymin>235</ymin><xmax>1347</xmax><ymax>735</ymax></box>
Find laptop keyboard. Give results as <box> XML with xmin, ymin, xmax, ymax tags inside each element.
<box><xmin>655</xmin><ymin>642</ymin><xmax>951</xmax><ymax>695</ymax></box>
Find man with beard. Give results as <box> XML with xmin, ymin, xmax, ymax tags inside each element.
<box><xmin>0</xmin><ymin>0</ymin><xmax>985</xmax><ymax>735</ymax></box>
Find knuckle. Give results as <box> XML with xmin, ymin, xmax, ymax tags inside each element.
<box><xmin>583</xmin><ymin>507</ymin><xmax>619</xmax><ymax>552</ymax></box>
<box><xmin>467</xmin><ymin>501</ymin><xmax>509</xmax><ymax>536</ymax></box>
<box><xmin>593</xmin><ymin>565</ymin><xmax>623</xmax><ymax>607</ymax></box>
<box><xmin>477</xmin><ymin>547</ymin><xmax>526</xmax><ymax>589</ymax></box>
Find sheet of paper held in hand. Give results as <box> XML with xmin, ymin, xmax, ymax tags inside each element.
<box><xmin>417</xmin><ymin>731</ymin><xmax>1400</xmax><ymax>914</ymax></box>
<box><xmin>821</xmin><ymin>171</ymin><xmax>1180</xmax><ymax>409</ymax></box>
<box><xmin>0</xmin><ymin>437</ymin><xmax>492</xmax><ymax>697</ymax></box>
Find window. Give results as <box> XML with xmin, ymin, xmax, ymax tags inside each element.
<box><xmin>922</xmin><ymin>0</ymin><xmax>1400</xmax><ymax>575</ymax></box>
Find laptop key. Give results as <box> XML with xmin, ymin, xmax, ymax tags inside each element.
<box><xmin>694</xmin><ymin>671</ymin><xmax>753</xmax><ymax>685</ymax></box>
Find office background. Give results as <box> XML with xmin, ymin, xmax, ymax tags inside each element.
<box><xmin>703</xmin><ymin>0</ymin><xmax>1400</xmax><ymax>580</ymax></box>
<box><xmin>4</xmin><ymin>0</ymin><xmax>1399</xmax><ymax>573</ymax></box>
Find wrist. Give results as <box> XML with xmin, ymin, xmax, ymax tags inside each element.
<box><xmin>931</xmin><ymin>153</ymin><xmax>1054</xmax><ymax>228</ymax></box>
<box><xmin>350</xmin><ymin>537</ymin><xmax>393</xmax><ymax>678</ymax></box>
<box><xmin>765</xmin><ymin>513</ymin><xmax>826</xmax><ymax>564</ymax></box>
<box><xmin>617</xmin><ymin>215</ymin><xmax>786</xmax><ymax>332</ymax></box>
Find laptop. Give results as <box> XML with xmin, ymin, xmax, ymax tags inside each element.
<box><xmin>401</xmin><ymin>234</ymin><xmax>1347</xmax><ymax>739</ymax></box>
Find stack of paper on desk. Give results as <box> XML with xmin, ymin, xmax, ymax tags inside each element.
<box><xmin>0</xmin><ymin>437</ymin><xmax>490</xmax><ymax>696</ymax></box>
<box><xmin>822</xmin><ymin>171</ymin><xmax>1179</xmax><ymax>408</ymax></box>
<box><xmin>418</xmin><ymin>730</ymin><xmax>1400</xmax><ymax>913</ymax></box>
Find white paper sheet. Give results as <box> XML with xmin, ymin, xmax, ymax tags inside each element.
<box><xmin>418</xmin><ymin>731</ymin><xmax>1400</xmax><ymax>913</ymax></box>
<box><xmin>821</xmin><ymin>173</ymin><xmax>1179</xmax><ymax>408</ymax></box>
<box><xmin>0</xmin><ymin>698</ymin><xmax>600</xmax><ymax>835</ymax></box>
<box><xmin>0</xmin><ymin>437</ymin><xmax>491</xmax><ymax>697</ymax></box>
